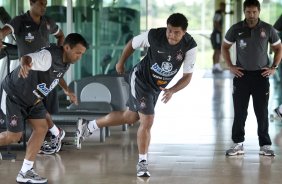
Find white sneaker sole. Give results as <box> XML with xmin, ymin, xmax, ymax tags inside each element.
<box><xmin>137</xmin><ymin>171</ymin><xmax>151</xmax><ymax>177</ymax></box>
<box><xmin>16</xmin><ymin>178</ymin><xmax>47</xmax><ymax>183</ymax></box>
<box><xmin>75</xmin><ymin>119</ymin><xmax>83</xmax><ymax>150</ymax></box>
<box><xmin>226</xmin><ymin>150</ymin><xmax>245</xmax><ymax>156</ymax></box>
<box><xmin>55</xmin><ymin>130</ymin><xmax>66</xmax><ymax>153</ymax></box>
<box><xmin>259</xmin><ymin>151</ymin><xmax>275</xmax><ymax>156</ymax></box>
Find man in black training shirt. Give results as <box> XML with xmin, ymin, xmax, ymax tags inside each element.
<box><xmin>75</xmin><ymin>13</ymin><xmax>197</xmax><ymax>177</ymax></box>
<box><xmin>222</xmin><ymin>0</ymin><xmax>282</xmax><ymax>157</ymax></box>
<box><xmin>0</xmin><ymin>33</ymin><xmax>88</xmax><ymax>184</ymax></box>
<box><xmin>0</xmin><ymin>0</ymin><xmax>75</xmax><ymax>154</ymax></box>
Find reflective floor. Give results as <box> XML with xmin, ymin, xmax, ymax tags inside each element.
<box><xmin>1</xmin><ymin>69</ymin><xmax>282</xmax><ymax>184</ymax></box>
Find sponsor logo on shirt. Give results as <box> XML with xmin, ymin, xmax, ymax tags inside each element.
<box><xmin>151</xmin><ymin>62</ymin><xmax>177</xmax><ymax>77</ymax></box>
<box><xmin>156</xmin><ymin>80</ymin><xmax>167</xmax><ymax>85</ymax></box>
<box><xmin>25</xmin><ymin>33</ymin><xmax>34</xmax><ymax>43</ymax></box>
<box><xmin>239</xmin><ymin>39</ymin><xmax>247</xmax><ymax>49</ymax></box>
<box><xmin>36</xmin><ymin>79</ymin><xmax>59</xmax><ymax>96</ymax></box>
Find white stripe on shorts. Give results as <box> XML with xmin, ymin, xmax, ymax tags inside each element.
<box><xmin>130</xmin><ymin>68</ymin><xmax>137</xmax><ymax>98</ymax></box>
<box><xmin>1</xmin><ymin>89</ymin><xmax>7</xmax><ymax>115</ymax></box>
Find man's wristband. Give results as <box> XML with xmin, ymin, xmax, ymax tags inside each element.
<box><xmin>271</xmin><ymin>64</ymin><xmax>279</xmax><ymax>69</ymax></box>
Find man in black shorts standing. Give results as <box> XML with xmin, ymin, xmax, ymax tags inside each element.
<box><xmin>75</xmin><ymin>13</ymin><xmax>197</xmax><ymax>177</ymax></box>
<box><xmin>210</xmin><ymin>2</ymin><xmax>226</xmax><ymax>73</ymax></box>
<box><xmin>0</xmin><ymin>33</ymin><xmax>88</xmax><ymax>184</ymax></box>
<box><xmin>222</xmin><ymin>0</ymin><xmax>282</xmax><ymax>157</ymax></box>
<box><xmin>0</xmin><ymin>0</ymin><xmax>76</xmax><ymax>154</ymax></box>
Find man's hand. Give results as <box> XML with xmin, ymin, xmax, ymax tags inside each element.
<box><xmin>261</xmin><ymin>67</ymin><xmax>276</xmax><ymax>77</ymax></box>
<box><xmin>160</xmin><ymin>87</ymin><xmax>174</xmax><ymax>104</ymax></box>
<box><xmin>229</xmin><ymin>65</ymin><xmax>244</xmax><ymax>77</ymax></box>
<box><xmin>116</xmin><ymin>62</ymin><xmax>125</xmax><ymax>75</ymax></box>
<box><xmin>18</xmin><ymin>56</ymin><xmax>32</xmax><ymax>78</ymax></box>
<box><xmin>64</xmin><ymin>90</ymin><xmax>78</xmax><ymax>105</ymax></box>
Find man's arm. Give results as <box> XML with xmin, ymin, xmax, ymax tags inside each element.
<box><xmin>221</xmin><ymin>41</ymin><xmax>244</xmax><ymax>77</ymax></box>
<box><xmin>58</xmin><ymin>78</ymin><xmax>78</xmax><ymax>105</ymax></box>
<box><xmin>116</xmin><ymin>31</ymin><xmax>150</xmax><ymax>74</ymax></box>
<box><xmin>160</xmin><ymin>73</ymin><xmax>192</xmax><ymax>104</ymax></box>
<box><xmin>271</xmin><ymin>43</ymin><xmax>282</xmax><ymax>68</ymax></box>
<box><xmin>0</xmin><ymin>26</ymin><xmax>12</xmax><ymax>48</ymax></box>
<box><xmin>54</xmin><ymin>29</ymin><xmax>65</xmax><ymax>46</ymax></box>
<box><xmin>18</xmin><ymin>50</ymin><xmax>52</xmax><ymax>78</ymax></box>
<box><xmin>116</xmin><ymin>39</ymin><xmax>135</xmax><ymax>74</ymax></box>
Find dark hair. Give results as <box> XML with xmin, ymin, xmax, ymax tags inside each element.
<box><xmin>166</xmin><ymin>13</ymin><xmax>188</xmax><ymax>30</ymax></box>
<box><xmin>243</xmin><ymin>0</ymin><xmax>260</xmax><ymax>11</ymax></box>
<box><xmin>64</xmin><ymin>33</ymin><xmax>89</xmax><ymax>49</ymax></box>
<box><xmin>30</xmin><ymin>0</ymin><xmax>38</xmax><ymax>3</ymax></box>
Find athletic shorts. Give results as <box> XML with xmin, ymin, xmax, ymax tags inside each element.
<box><xmin>210</xmin><ymin>30</ymin><xmax>222</xmax><ymax>49</ymax></box>
<box><xmin>127</xmin><ymin>68</ymin><xmax>160</xmax><ymax>115</ymax></box>
<box><xmin>0</xmin><ymin>89</ymin><xmax>46</xmax><ymax>133</ymax></box>
<box><xmin>42</xmin><ymin>89</ymin><xmax>59</xmax><ymax>114</ymax></box>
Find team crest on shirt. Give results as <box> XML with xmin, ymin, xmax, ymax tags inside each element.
<box><xmin>10</xmin><ymin>115</ymin><xmax>18</xmax><ymax>127</ymax></box>
<box><xmin>162</xmin><ymin>62</ymin><xmax>173</xmax><ymax>72</ymax></box>
<box><xmin>260</xmin><ymin>28</ymin><xmax>266</xmax><ymax>38</ymax></box>
<box><xmin>176</xmin><ymin>50</ymin><xmax>183</xmax><ymax>61</ymax></box>
<box><xmin>25</xmin><ymin>33</ymin><xmax>34</xmax><ymax>43</ymax></box>
<box><xmin>139</xmin><ymin>97</ymin><xmax>147</xmax><ymax>109</ymax></box>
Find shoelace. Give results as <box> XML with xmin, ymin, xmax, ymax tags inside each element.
<box><xmin>51</xmin><ymin>135</ymin><xmax>59</xmax><ymax>147</ymax></box>
<box><xmin>231</xmin><ymin>144</ymin><xmax>242</xmax><ymax>149</ymax></box>
<box><xmin>24</xmin><ymin>169</ymin><xmax>44</xmax><ymax>179</ymax></box>
<box><xmin>138</xmin><ymin>161</ymin><xmax>148</xmax><ymax>171</ymax></box>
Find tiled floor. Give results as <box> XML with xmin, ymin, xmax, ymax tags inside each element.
<box><xmin>1</xmin><ymin>69</ymin><xmax>282</xmax><ymax>184</ymax></box>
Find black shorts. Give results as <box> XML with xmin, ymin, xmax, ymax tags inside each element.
<box><xmin>1</xmin><ymin>90</ymin><xmax>46</xmax><ymax>133</ymax></box>
<box><xmin>127</xmin><ymin>68</ymin><xmax>160</xmax><ymax>115</ymax></box>
<box><xmin>42</xmin><ymin>89</ymin><xmax>59</xmax><ymax>114</ymax></box>
<box><xmin>210</xmin><ymin>30</ymin><xmax>222</xmax><ymax>49</ymax></box>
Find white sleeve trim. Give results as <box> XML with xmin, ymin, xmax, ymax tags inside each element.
<box><xmin>183</xmin><ymin>47</ymin><xmax>197</xmax><ymax>73</ymax></box>
<box><xmin>52</xmin><ymin>25</ymin><xmax>60</xmax><ymax>36</ymax></box>
<box><xmin>271</xmin><ymin>39</ymin><xmax>281</xmax><ymax>46</ymax></box>
<box><xmin>223</xmin><ymin>38</ymin><xmax>234</xmax><ymax>45</ymax></box>
<box><xmin>27</xmin><ymin>49</ymin><xmax>52</xmax><ymax>71</ymax></box>
<box><xmin>4</xmin><ymin>24</ymin><xmax>14</xmax><ymax>34</ymax></box>
<box><xmin>132</xmin><ymin>31</ymin><xmax>150</xmax><ymax>49</ymax></box>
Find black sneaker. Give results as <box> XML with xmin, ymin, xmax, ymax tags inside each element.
<box><xmin>16</xmin><ymin>168</ymin><xmax>47</xmax><ymax>183</ymax></box>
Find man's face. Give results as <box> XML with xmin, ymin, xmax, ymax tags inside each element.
<box><xmin>244</xmin><ymin>6</ymin><xmax>260</xmax><ymax>26</ymax></box>
<box><xmin>30</xmin><ymin>0</ymin><xmax>47</xmax><ymax>16</ymax></box>
<box><xmin>64</xmin><ymin>44</ymin><xmax>87</xmax><ymax>64</ymax></box>
<box><xmin>166</xmin><ymin>24</ymin><xmax>186</xmax><ymax>45</ymax></box>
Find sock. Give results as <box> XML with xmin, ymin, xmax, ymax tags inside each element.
<box><xmin>20</xmin><ymin>159</ymin><xmax>34</xmax><ymax>173</ymax></box>
<box><xmin>49</xmin><ymin>125</ymin><xmax>60</xmax><ymax>137</ymax></box>
<box><xmin>87</xmin><ymin>119</ymin><xmax>99</xmax><ymax>133</ymax></box>
<box><xmin>215</xmin><ymin>63</ymin><xmax>222</xmax><ymax>70</ymax></box>
<box><xmin>139</xmin><ymin>154</ymin><xmax>147</xmax><ymax>162</ymax></box>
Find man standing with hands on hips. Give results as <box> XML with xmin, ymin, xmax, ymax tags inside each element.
<box><xmin>222</xmin><ymin>0</ymin><xmax>282</xmax><ymax>156</ymax></box>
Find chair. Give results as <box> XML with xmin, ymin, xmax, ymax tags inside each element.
<box><xmin>52</xmin><ymin>74</ymin><xmax>129</xmax><ymax>143</ymax></box>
